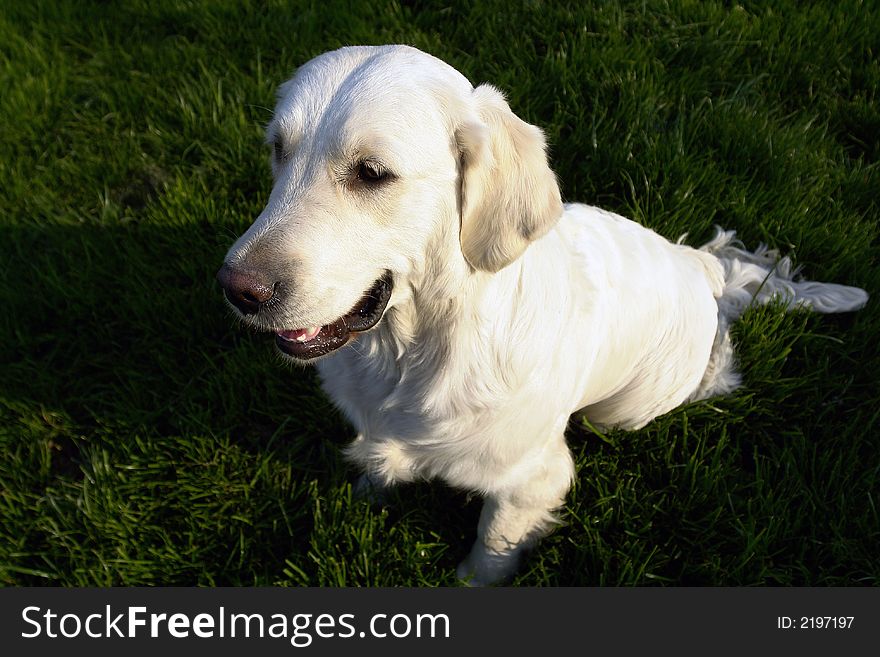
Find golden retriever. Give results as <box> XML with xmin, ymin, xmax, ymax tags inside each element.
<box><xmin>218</xmin><ymin>45</ymin><xmax>867</xmax><ymax>585</ymax></box>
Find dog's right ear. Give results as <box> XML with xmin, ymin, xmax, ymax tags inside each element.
<box><xmin>456</xmin><ymin>85</ymin><xmax>563</xmax><ymax>273</ymax></box>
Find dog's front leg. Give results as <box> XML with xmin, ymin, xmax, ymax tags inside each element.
<box><xmin>456</xmin><ymin>438</ymin><xmax>574</xmax><ymax>586</ymax></box>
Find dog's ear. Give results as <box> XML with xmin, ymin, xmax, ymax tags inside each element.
<box><xmin>456</xmin><ymin>85</ymin><xmax>563</xmax><ymax>273</ymax></box>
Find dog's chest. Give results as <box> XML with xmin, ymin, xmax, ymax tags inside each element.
<box><xmin>316</xmin><ymin>338</ymin><xmax>514</xmax><ymax>483</ymax></box>
<box><xmin>318</xmin><ymin>345</ymin><xmax>456</xmax><ymax>437</ymax></box>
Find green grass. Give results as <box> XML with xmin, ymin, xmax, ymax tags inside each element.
<box><xmin>1</xmin><ymin>0</ymin><xmax>878</xmax><ymax>586</ymax></box>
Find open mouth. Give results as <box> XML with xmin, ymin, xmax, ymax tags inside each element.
<box><xmin>274</xmin><ymin>272</ymin><xmax>393</xmax><ymax>360</ymax></box>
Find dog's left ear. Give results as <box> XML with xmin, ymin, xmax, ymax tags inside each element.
<box><xmin>456</xmin><ymin>85</ymin><xmax>563</xmax><ymax>273</ymax></box>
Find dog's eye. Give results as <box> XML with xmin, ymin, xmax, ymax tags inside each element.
<box><xmin>273</xmin><ymin>139</ymin><xmax>288</xmax><ymax>162</ymax></box>
<box><xmin>356</xmin><ymin>160</ymin><xmax>390</xmax><ymax>184</ymax></box>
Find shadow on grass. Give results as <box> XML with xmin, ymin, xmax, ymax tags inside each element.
<box><xmin>3</xmin><ymin>221</ymin><xmax>308</xmax><ymax>437</ymax></box>
<box><xmin>0</xmin><ymin>220</ymin><xmax>343</xmax><ymax>580</ymax></box>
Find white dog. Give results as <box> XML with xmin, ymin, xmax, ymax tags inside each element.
<box><xmin>218</xmin><ymin>45</ymin><xmax>868</xmax><ymax>585</ymax></box>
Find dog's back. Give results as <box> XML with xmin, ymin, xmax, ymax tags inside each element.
<box><xmin>560</xmin><ymin>206</ymin><xmax>867</xmax><ymax>429</ymax></box>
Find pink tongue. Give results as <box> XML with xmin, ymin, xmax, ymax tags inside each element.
<box><xmin>277</xmin><ymin>326</ymin><xmax>322</xmax><ymax>342</ymax></box>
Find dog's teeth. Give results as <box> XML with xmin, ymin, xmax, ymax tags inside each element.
<box><xmin>277</xmin><ymin>326</ymin><xmax>322</xmax><ymax>342</ymax></box>
<box><xmin>298</xmin><ymin>326</ymin><xmax>321</xmax><ymax>341</ymax></box>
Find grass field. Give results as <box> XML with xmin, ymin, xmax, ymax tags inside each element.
<box><xmin>1</xmin><ymin>0</ymin><xmax>878</xmax><ymax>586</ymax></box>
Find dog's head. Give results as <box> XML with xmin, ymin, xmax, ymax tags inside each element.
<box><xmin>218</xmin><ymin>45</ymin><xmax>562</xmax><ymax>361</ymax></box>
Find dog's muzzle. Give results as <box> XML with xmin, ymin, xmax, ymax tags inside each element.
<box><xmin>217</xmin><ymin>265</ymin><xmax>394</xmax><ymax>361</ymax></box>
<box><xmin>274</xmin><ymin>272</ymin><xmax>393</xmax><ymax>360</ymax></box>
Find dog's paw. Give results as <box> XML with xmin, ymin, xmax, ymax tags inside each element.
<box><xmin>456</xmin><ymin>544</ymin><xmax>521</xmax><ymax>587</ymax></box>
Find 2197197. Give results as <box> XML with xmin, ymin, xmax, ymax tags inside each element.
<box><xmin>777</xmin><ymin>616</ymin><xmax>854</xmax><ymax>629</ymax></box>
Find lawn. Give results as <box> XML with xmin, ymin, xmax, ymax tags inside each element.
<box><xmin>1</xmin><ymin>0</ymin><xmax>877</xmax><ymax>586</ymax></box>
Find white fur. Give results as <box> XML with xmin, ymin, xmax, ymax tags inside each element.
<box><xmin>223</xmin><ymin>45</ymin><xmax>868</xmax><ymax>585</ymax></box>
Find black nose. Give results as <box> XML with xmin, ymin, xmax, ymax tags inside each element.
<box><xmin>216</xmin><ymin>263</ymin><xmax>276</xmax><ymax>315</ymax></box>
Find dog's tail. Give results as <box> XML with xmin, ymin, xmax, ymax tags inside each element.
<box><xmin>687</xmin><ymin>227</ymin><xmax>867</xmax><ymax>402</ymax></box>
<box><xmin>699</xmin><ymin>227</ymin><xmax>868</xmax><ymax>319</ymax></box>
